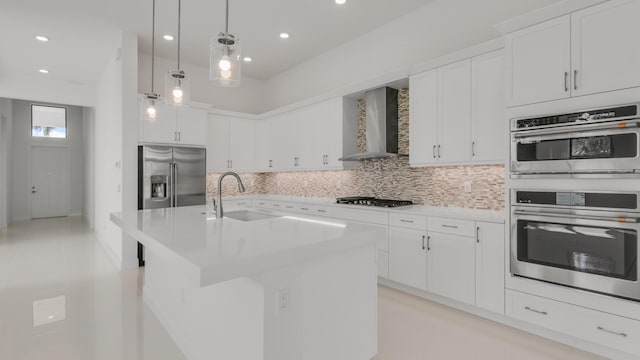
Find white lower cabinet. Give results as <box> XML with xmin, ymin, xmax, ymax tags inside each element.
<box><xmin>427</xmin><ymin>231</ymin><xmax>476</xmax><ymax>305</ymax></box>
<box><xmin>475</xmin><ymin>222</ymin><xmax>505</xmax><ymax>314</ymax></box>
<box><xmin>507</xmin><ymin>289</ymin><xmax>640</xmax><ymax>356</ymax></box>
<box><xmin>389</xmin><ymin>227</ymin><xmax>427</xmax><ymax>291</ymax></box>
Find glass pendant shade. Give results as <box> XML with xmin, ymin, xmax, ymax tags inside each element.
<box><xmin>165</xmin><ymin>70</ymin><xmax>190</xmax><ymax>106</ymax></box>
<box><xmin>210</xmin><ymin>32</ymin><xmax>241</xmax><ymax>87</ymax></box>
<box><xmin>143</xmin><ymin>94</ymin><xmax>160</xmax><ymax>122</ymax></box>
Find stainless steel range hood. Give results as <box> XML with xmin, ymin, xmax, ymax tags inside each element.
<box><xmin>339</xmin><ymin>87</ymin><xmax>406</xmax><ymax>161</ymax></box>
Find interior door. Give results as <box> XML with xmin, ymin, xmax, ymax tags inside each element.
<box><xmin>31</xmin><ymin>146</ymin><xmax>68</xmax><ymax>219</ymax></box>
<box><xmin>173</xmin><ymin>147</ymin><xmax>206</xmax><ymax>207</ymax></box>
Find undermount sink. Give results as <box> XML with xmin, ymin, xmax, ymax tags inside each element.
<box><xmin>223</xmin><ymin>210</ymin><xmax>281</xmax><ymax>222</ymax></box>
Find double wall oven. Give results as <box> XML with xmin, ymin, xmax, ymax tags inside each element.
<box><xmin>510</xmin><ymin>103</ymin><xmax>640</xmax><ymax>301</ymax></box>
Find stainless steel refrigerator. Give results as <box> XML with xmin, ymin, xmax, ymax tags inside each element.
<box><xmin>137</xmin><ymin>145</ymin><xmax>206</xmax><ymax>264</ymax></box>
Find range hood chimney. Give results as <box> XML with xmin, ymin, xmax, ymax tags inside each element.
<box><xmin>339</xmin><ymin>87</ymin><xmax>406</xmax><ymax>161</ymax></box>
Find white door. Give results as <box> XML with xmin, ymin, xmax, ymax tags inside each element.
<box><xmin>505</xmin><ymin>15</ymin><xmax>571</xmax><ymax>106</ymax></box>
<box><xmin>229</xmin><ymin>117</ymin><xmax>255</xmax><ymax>171</ymax></box>
<box><xmin>31</xmin><ymin>147</ymin><xmax>68</xmax><ymax>219</ymax></box>
<box><xmin>207</xmin><ymin>115</ymin><xmax>230</xmax><ymax>172</ymax></box>
<box><xmin>142</xmin><ymin>102</ymin><xmax>177</xmax><ymax>144</ymax></box>
<box><xmin>409</xmin><ymin>69</ymin><xmax>439</xmax><ymax>166</ymax></box>
<box><xmin>438</xmin><ymin>59</ymin><xmax>471</xmax><ymax>163</ymax></box>
<box><xmin>388</xmin><ymin>227</ymin><xmax>427</xmax><ymax>291</ymax></box>
<box><xmin>471</xmin><ymin>50</ymin><xmax>506</xmax><ymax>163</ymax></box>
<box><xmin>475</xmin><ymin>222</ymin><xmax>505</xmax><ymax>314</ymax></box>
<box><xmin>176</xmin><ymin>107</ymin><xmax>207</xmax><ymax>146</ymax></box>
<box><xmin>571</xmin><ymin>0</ymin><xmax>640</xmax><ymax>97</ymax></box>
<box><xmin>427</xmin><ymin>232</ymin><xmax>475</xmax><ymax>305</ymax></box>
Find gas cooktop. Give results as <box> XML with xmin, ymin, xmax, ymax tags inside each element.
<box><xmin>336</xmin><ymin>197</ymin><xmax>413</xmax><ymax>208</ymax></box>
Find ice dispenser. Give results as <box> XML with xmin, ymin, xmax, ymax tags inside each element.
<box><xmin>150</xmin><ymin>175</ymin><xmax>167</xmax><ymax>199</ymax></box>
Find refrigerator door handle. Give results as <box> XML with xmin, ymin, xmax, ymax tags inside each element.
<box><xmin>173</xmin><ymin>163</ymin><xmax>178</xmax><ymax>207</ymax></box>
<box><xmin>169</xmin><ymin>162</ymin><xmax>175</xmax><ymax>207</ymax></box>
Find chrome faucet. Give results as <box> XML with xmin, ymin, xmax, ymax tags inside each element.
<box><xmin>216</xmin><ymin>172</ymin><xmax>246</xmax><ymax>218</ymax></box>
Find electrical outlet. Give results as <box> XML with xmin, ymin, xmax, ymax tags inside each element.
<box><xmin>464</xmin><ymin>181</ymin><xmax>472</xmax><ymax>193</ymax></box>
<box><xmin>277</xmin><ymin>289</ymin><xmax>290</xmax><ymax>314</ymax></box>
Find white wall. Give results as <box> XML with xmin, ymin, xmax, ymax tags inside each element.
<box><xmin>9</xmin><ymin>99</ymin><xmax>84</xmax><ymax>222</ymax></box>
<box><xmin>82</xmin><ymin>107</ymin><xmax>95</xmax><ymax>228</ymax></box>
<box><xmin>0</xmin><ymin>98</ymin><xmax>13</xmax><ymax>230</ymax></box>
<box><xmin>138</xmin><ymin>54</ymin><xmax>267</xmax><ymax>114</ymax></box>
<box><xmin>0</xmin><ymin>77</ymin><xmax>97</xmax><ymax>108</ymax></box>
<box><xmin>264</xmin><ymin>0</ymin><xmax>560</xmax><ymax>110</ymax></box>
<box><xmin>93</xmin><ymin>32</ymin><xmax>139</xmax><ymax>269</ymax></box>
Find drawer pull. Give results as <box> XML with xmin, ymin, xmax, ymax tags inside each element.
<box><xmin>285</xmin><ymin>206</ymin><xmax>293</xmax><ymax>209</ymax></box>
<box><xmin>597</xmin><ymin>326</ymin><xmax>627</xmax><ymax>338</ymax></box>
<box><xmin>524</xmin><ymin>306</ymin><xmax>548</xmax><ymax>316</ymax></box>
<box><xmin>441</xmin><ymin>224</ymin><xmax>458</xmax><ymax>229</ymax></box>
<box><xmin>421</xmin><ymin>235</ymin><xmax>426</xmax><ymax>250</ymax></box>
<box><xmin>272</xmin><ymin>204</ymin><xmax>280</xmax><ymax>207</ymax></box>
<box><xmin>301</xmin><ymin>207</ymin><xmax>309</xmax><ymax>211</ymax></box>
<box><xmin>317</xmin><ymin>209</ymin><xmax>327</xmax><ymax>213</ymax></box>
<box><xmin>400</xmin><ymin>219</ymin><xmax>414</xmax><ymax>223</ymax></box>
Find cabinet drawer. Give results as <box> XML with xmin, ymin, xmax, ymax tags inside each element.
<box><xmin>296</xmin><ymin>204</ymin><xmax>334</xmax><ymax>217</ymax></box>
<box><xmin>377</xmin><ymin>251</ymin><xmax>389</xmax><ymax>279</ymax></box>
<box><xmin>332</xmin><ymin>208</ymin><xmax>388</xmax><ymax>225</ymax></box>
<box><xmin>507</xmin><ymin>290</ymin><xmax>640</xmax><ymax>355</ymax></box>
<box><xmin>428</xmin><ymin>217</ymin><xmax>475</xmax><ymax>237</ymax></box>
<box><xmin>389</xmin><ymin>213</ymin><xmax>427</xmax><ymax>230</ymax></box>
<box><xmin>254</xmin><ymin>200</ymin><xmax>269</xmax><ymax>208</ymax></box>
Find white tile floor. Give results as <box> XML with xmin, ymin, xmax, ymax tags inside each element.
<box><xmin>0</xmin><ymin>217</ymin><xmax>606</xmax><ymax>360</ymax></box>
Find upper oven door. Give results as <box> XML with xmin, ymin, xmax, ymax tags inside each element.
<box><xmin>511</xmin><ymin>207</ymin><xmax>640</xmax><ymax>300</ymax></box>
<box><xmin>511</xmin><ymin>121</ymin><xmax>640</xmax><ymax>175</ymax></box>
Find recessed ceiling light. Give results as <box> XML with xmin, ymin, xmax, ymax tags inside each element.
<box><xmin>163</xmin><ymin>34</ymin><xmax>174</xmax><ymax>41</ymax></box>
<box><xmin>335</xmin><ymin>0</ymin><xmax>347</xmax><ymax>4</ymax></box>
<box><xmin>39</xmin><ymin>69</ymin><xmax>49</xmax><ymax>74</ymax></box>
<box><xmin>36</xmin><ymin>35</ymin><xmax>49</xmax><ymax>42</ymax></box>
<box><xmin>279</xmin><ymin>33</ymin><xmax>290</xmax><ymax>39</ymax></box>
<box><xmin>243</xmin><ymin>57</ymin><xmax>252</xmax><ymax>62</ymax></box>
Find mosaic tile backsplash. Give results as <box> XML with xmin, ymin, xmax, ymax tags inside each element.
<box><xmin>208</xmin><ymin>88</ymin><xmax>505</xmax><ymax>210</ymax></box>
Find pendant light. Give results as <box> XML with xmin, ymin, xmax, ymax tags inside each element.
<box><xmin>165</xmin><ymin>0</ymin><xmax>190</xmax><ymax>105</ymax></box>
<box><xmin>210</xmin><ymin>0</ymin><xmax>241</xmax><ymax>87</ymax></box>
<box><xmin>144</xmin><ymin>0</ymin><xmax>160</xmax><ymax>121</ymax></box>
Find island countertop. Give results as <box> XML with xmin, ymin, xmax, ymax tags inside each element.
<box><xmin>111</xmin><ymin>205</ymin><xmax>383</xmax><ymax>286</ymax></box>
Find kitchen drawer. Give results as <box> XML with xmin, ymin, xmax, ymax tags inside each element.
<box><xmin>224</xmin><ymin>199</ymin><xmax>252</xmax><ymax>208</ymax></box>
<box><xmin>282</xmin><ymin>203</ymin><xmax>298</xmax><ymax>212</ymax></box>
<box><xmin>332</xmin><ymin>208</ymin><xmax>388</xmax><ymax>225</ymax></box>
<box><xmin>377</xmin><ymin>251</ymin><xmax>389</xmax><ymax>279</ymax></box>
<box><xmin>428</xmin><ymin>217</ymin><xmax>475</xmax><ymax>237</ymax></box>
<box><xmin>389</xmin><ymin>213</ymin><xmax>427</xmax><ymax>230</ymax></box>
<box><xmin>296</xmin><ymin>204</ymin><xmax>334</xmax><ymax>217</ymax></box>
<box><xmin>507</xmin><ymin>290</ymin><xmax>640</xmax><ymax>355</ymax></box>
<box><xmin>254</xmin><ymin>199</ymin><xmax>270</xmax><ymax>208</ymax></box>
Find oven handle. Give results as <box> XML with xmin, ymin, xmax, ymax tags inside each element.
<box><xmin>513</xmin><ymin>210</ymin><xmax>639</xmax><ymax>223</ymax></box>
<box><xmin>513</xmin><ymin>120</ymin><xmax>639</xmax><ymax>138</ymax></box>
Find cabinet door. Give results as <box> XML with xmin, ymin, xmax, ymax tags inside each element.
<box><xmin>409</xmin><ymin>70</ymin><xmax>439</xmax><ymax>166</ymax></box>
<box><xmin>505</xmin><ymin>16</ymin><xmax>571</xmax><ymax>106</ymax></box>
<box><xmin>475</xmin><ymin>222</ymin><xmax>505</xmax><ymax>314</ymax></box>
<box><xmin>571</xmin><ymin>0</ymin><xmax>640</xmax><ymax>97</ymax></box>
<box><xmin>297</xmin><ymin>103</ymin><xmax>325</xmax><ymax>170</ymax></box>
<box><xmin>427</xmin><ymin>232</ymin><xmax>475</xmax><ymax>305</ymax></box>
<box><xmin>471</xmin><ymin>50</ymin><xmax>506</xmax><ymax>163</ymax></box>
<box><xmin>389</xmin><ymin>227</ymin><xmax>427</xmax><ymax>291</ymax></box>
<box><xmin>270</xmin><ymin>113</ymin><xmax>298</xmax><ymax>171</ymax></box>
<box><xmin>437</xmin><ymin>59</ymin><xmax>471</xmax><ymax>163</ymax></box>
<box><xmin>176</xmin><ymin>107</ymin><xmax>207</xmax><ymax>146</ymax></box>
<box><xmin>142</xmin><ymin>102</ymin><xmax>177</xmax><ymax>144</ymax></box>
<box><xmin>206</xmin><ymin>115</ymin><xmax>230</xmax><ymax>172</ymax></box>
<box><xmin>229</xmin><ymin>118</ymin><xmax>255</xmax><ymax>172</ymax></box>
<box><xmin>255</xmin><ymin>119</ymin><xmax>273</xmax><ymax>171</ymax></box>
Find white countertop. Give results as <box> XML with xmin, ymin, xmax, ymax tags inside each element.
<box><xmin>111</xmin><ymin>205</ymin><xmax>382</xmax><ymax>286</ymax></box>
<box><xmin>224</xmin><ymin>195</ymin><xmax>506</xmax><ymax>223</ymax></box>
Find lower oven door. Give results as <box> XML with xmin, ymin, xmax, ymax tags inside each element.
<box><xmin>511</xmin><ymin>208</ymin><xmax>640</xmax><ymax>301</ymax></box>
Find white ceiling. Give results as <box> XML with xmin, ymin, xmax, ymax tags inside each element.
<box><xmin>0</xmin><ymin>0</ymin><xmax>437</xmax><ymax>101</ymax></box>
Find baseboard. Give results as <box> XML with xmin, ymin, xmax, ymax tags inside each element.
<box><xmin>94</xmin><ymin>234</ymin><xmax>123</xmax><ymax>271</ymax></box>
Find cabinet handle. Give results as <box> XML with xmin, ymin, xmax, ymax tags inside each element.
<box><xmin>286</xmin><ymin>205</ymin><xmax>293</xmax><ymax>209</ymax></box>
<box><xmin>300</xmin><ymin>207</ymin><xmax>309</xmax><ymax>211</ymax></box>
<box><xmin>174</xmin><ymin>132</ymin><xmax>177</xmax><ymax>141</ymax></box>
<box><xmin>426</xmin><ymin>236</ymin><xmax>431</xmax><ymax>251</ymax></box>
<box><xmin>400</xmin><ymin>219</ymin><xmax>414</xmax><ymax>223</ymax></box>
<box><xmin>272</xmin><ymin>204</ymin><xmax>280</xmax><ymax>207</ymax></box>
<box><xmin>421</xmin><ymin>235</ymin><xmax>426</xmax><ymax>250</ymax></box>
<box><xmin>269</xmin><ymin>160</ymin><xmax>273</xmax><ymax>168</ymax></box>
<box><xmin>317</xmin><ymin>209</ymin><xmax>327</xmax><ymax>213</ymax></box>
<box><xmin>433</xmin><ymin>145</ymin><xmax>436</xmax><ymax>159</ymax></box>
<box><xmin>230</xmin><ymin>160</ymin><xmax>233</xmax><ymax>168</ymax></box>
<box><xmin>472</xmin><ymin>141</ymin><xmax>476</xmax><ymax>157</ymax></box>
<box><xmin>178</xmin><ymin>132</ymin><xmax>181</xmax><ymax>142</ymax></box>
<box><xmin>476</xmin><ymin>226</ymin><xmax>480</xmax><ymax>244</ymax></box>
<box><xmin>437</xmin><ymin>145</ymin><xmax>441</xmax><ymax>158</ymax></box>
<box><xmin>441</xmin><ymin>224</ymin><xmax>458</xmax><ymax>229</ymax></box>
<box><xmin>564</xmin><ymin>72</ymin><xmax>569</xmax><ymax>92</ymax></box>
<box><xmin>574</xmin><ymin>70</ymin><xmax>578</xmax><ymax>90</ymax></box>
<box><xmin>597</xmin><ymin>326</ymin><xmax>627</xmax><ymax>338</ymax></box>
<box><xmin>524</xmin><ymin>306</ymin><xmax>548</xmax><ymax>316</ymax></box>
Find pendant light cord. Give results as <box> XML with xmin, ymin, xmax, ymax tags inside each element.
<box><xmin>225</xmin><ymin>0</ymin><xmax>229</xmax><ymax>33</ymax></box>
<box><xmin>151</xmin><ymin>0</ymin><xmax>156</xmax><ymax>93</ymax></box>
<box><xmin>177</xmin><ymin>0</ymin><xmax>181</xmax><ymax>70</ymax></box>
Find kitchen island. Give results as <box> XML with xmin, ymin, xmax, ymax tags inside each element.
<box><xmin>111</xmin><ymin>205</ymin><xmax>382</xmax><ymax>360</ymax></box>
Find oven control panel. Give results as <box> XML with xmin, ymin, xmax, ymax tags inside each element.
<box><xmin>514</xmin><ymin>190</ymin><xmax>638</xmax><ymax>210</ymax></box>
<box><xmin>512</xmin><ymin>104</ymin><xmax>638</xmax><ymax>130</ymax></box>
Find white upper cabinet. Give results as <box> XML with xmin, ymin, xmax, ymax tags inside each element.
<box><xmin>207</xmin><ymin>115</ymin><xmax>230</xmax><ymax>172</ymax></box>
<box><xmin>297</xmin><ymin>104</ymin><xmax>326</xmax><ymax>170</ymax></box>
<box><xmin>140</xmin><ymin>100</ymin><xmax>207</xmax><ymax>146</ymax></box>
<box><xmin>410</xmin><ymin>70</ymin><xmax>439</xmax><ymax>166</ymax></box>
<box><xmin>438</xmin><ymin>59</ymin><xmax>471</xmax><ymax>163</ymax></box>
<box><xmin>571</xmin><ymin>0</ymin><xmax>640</xmax><ymax>97</ymax></box>
<box><xmin>505</xmin><ymin>16</ymin><xmax>571</xmax><ymax>107</ymax></box>
<box><xmin>255</xmin><ymin>118</ymin><xmax>274</xmax><ymax>171</ymax></box>
<box><xmin>208</xmin><ymin>114</ymin><xmax>256</xmax><ymax>173</ymax></box>
<box><xmin>506</xmin><ymin>0</ymin><xmax>640</xmax><ymax>107</ymax></box>
<box><xmin>471</xmin><ymin>50</ymin><xmax>506</xmax><ymax>163</ymax></box>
